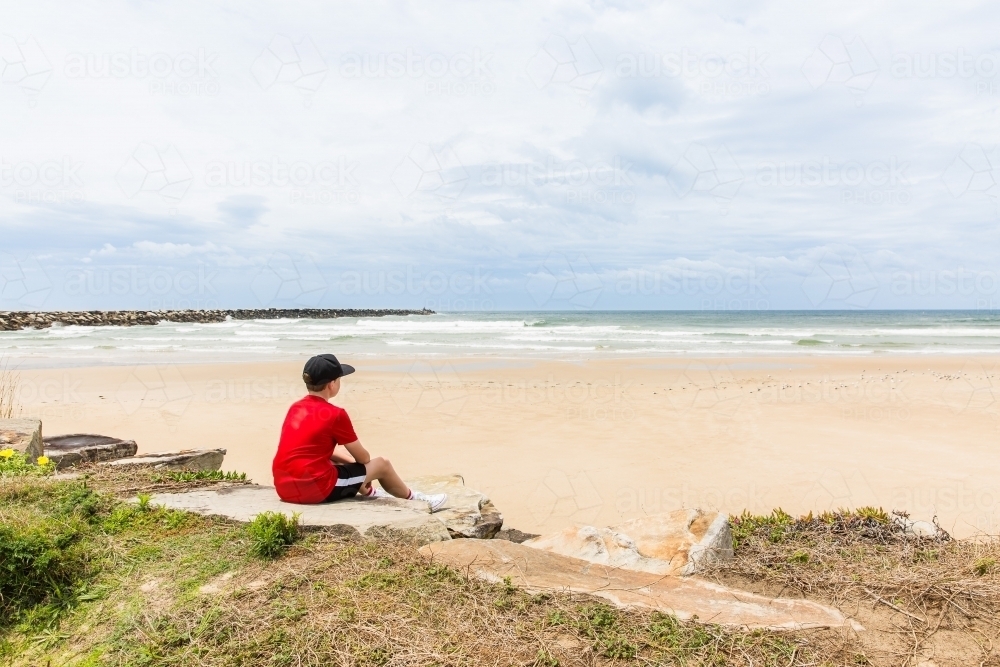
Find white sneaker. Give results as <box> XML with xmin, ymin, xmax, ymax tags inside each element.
<box><xmin>361</xmin><ymin>486</ymin><xmax>392</xmax><ymax>499</ymax></box>
<box><xmin>410</xmin><ymin>490</ymin><xmax>448</xmax><ymax>512</ymax></box>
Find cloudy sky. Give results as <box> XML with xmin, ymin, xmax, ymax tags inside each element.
<box><xmin>1</xmin><ymin>1</ymin><xmax>999</xmax><ymax>311</ymax></box>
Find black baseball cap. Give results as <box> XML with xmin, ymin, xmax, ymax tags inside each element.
<box><xmin>302</xmin><ymin>354</ymin><xmax>355</xmax><ymax>386</ymax></box>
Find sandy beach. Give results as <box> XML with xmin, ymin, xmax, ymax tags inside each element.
<box><xmin>12</xmin><ymin>354</ymin><xmax>999</xmax><ymax>539</ymax></box>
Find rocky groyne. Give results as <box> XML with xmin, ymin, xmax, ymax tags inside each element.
<box><xmin>0</xmin><ymin>308</ymin><xmax>433</xmax><ymax>331</ymax></box>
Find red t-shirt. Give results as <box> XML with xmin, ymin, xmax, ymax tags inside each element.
<box><xmin>272</xmin><ymin>395</ymin><xmax>359</xmax><ymax>503</ymax></box>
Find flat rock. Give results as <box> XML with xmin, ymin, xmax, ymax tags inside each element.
<box><xmin>524</xmin><ymin>509</ymin><xmax>733</xmax><ymax>576</ymax></box>
<box><xmin>146</xmin><ymin>485</ymin><xmax>452</xmax><ymax>545</ymax></box>
<box><xmin>43</xmin><ymin>434</ymin><xmax>138</xmax><ymax>469</ymax></box>
<box><xmin>0</xmin><ymin>418</ymin><xmax>43</xmax><ymax>463</ymax></box>
<box><xmin>407</xmin><ymin>474</ymin><xmax>503</xmax><ymax>539</ymax></box>
<box><xmin>106</xmin><ymin>448</ymin><xmax>226</xmax><ymax>471</ymax></box>
<box><xmin>420</xmin><ymin>539</ymin><xmax>861</xmax><ymax>630</ymax></box>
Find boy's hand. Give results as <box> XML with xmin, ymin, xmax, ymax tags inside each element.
<box><xmin>359</xmin><ymin>482</ymin><xmax>372</xmax><ymax>496</ymax></box>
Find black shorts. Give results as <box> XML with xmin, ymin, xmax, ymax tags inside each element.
<box><xmin>323</xmin><ymin>462</ymin><xmax>368</xmax><ymax>502</ymax></box>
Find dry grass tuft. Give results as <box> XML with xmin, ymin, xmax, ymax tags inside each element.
<box><xmin>709</xmin><ymin>508</ymin><xmax>1000</xmax><ymax>666</ymax></box>
<box><xmin>68</xmin><ymin>462</ymin><xmax>255</xmax><ymax>496</ymax></box>
<box><xmin>0</xmin><ymin>356</ymin><xmax>20</xmax><ymax>419</ymax></box>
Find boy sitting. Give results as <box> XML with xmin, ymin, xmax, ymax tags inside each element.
<box><xmin>272</xmin><ymin>354</ymin><xmax>447</xmax><ymax>511</ymax></box>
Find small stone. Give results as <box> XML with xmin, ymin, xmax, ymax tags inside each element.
<box><xmin>906</xmin><ymin>520</ymin><xmax>940</xmax><ymax>538</ymax></box>
<box><xmin>892</xmin><ymin>515</ymin><xmax>949</xmax><ymax>540</ymax></box>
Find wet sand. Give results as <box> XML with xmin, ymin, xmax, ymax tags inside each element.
<box><xmin>13</xmin><ymin>355</ymin><xmax>1000</xmax><ymax>538</ymax></box>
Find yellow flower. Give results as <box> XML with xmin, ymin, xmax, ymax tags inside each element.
<box><xmin>37</xmin><ymin>456</ymin><xmax>51</xmax><ymax>466</ymax></box>
<box><xmin>0</xmin><ymin>449</ymin><xmax>14</xmax><ymax>459</ymax></box>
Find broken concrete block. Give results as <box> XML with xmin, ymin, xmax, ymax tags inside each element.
<box><xmin>106</xmin><ymin>448</ymin><xmax>226</xmax><ymax>472</ymax></box>
<box><xmin>43</xmin><ymin>434</ymin><xmax>138</xmax><ymax>469</ymax></box>
<box><xmin>407</xmin><ymin>474</ymin><xmax>503</xmax><ymax>539</ymax></box>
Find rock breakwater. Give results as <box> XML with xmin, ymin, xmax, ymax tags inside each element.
<box><xmin>0</xmin><ymin>308</ymin><xmax>433</xmax><ymax>331</ymax></box>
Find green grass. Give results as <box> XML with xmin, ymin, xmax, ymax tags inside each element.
<box><xmin>245</xmin><ymin>511</ymin><xmax>300</xmax><ymax>559</ymax></box>
<box><xmin>730</xmin><ymin>506</ymin><xmax>897</xmax><ymax>550</ymax></box>
<box><xmin>0</xmin><ymin>450</ymin><xmax>55</xmax><ymax>477</ymax></box>
<box><xmin>975</xmin><ymin>556</ymin><xmax>997</xmax><ymax>576</ymax></box>
<box><xmin>153</xmin><ymin>470</ymin><xmax>248</xmax><ymax>483</ymax></box>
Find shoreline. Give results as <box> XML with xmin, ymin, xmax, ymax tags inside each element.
<box><xmin>5</xmin><ymin>349</ymin><xmax>1000</xmax><ymax>371</ymax></box>
<box><xmin>11</xmin><ymin>354</ymin><xmax>1000</xmax><ymax>540</ymax></box>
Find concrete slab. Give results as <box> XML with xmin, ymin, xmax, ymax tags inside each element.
<box><xmin>420</xmin><ymin>539</ymin><xmax>862</xmax><ymax>631</ymax></box>
<box><xmin>147</xmin><ymin>485</ymin><xmax>452</xmax><ymax>545</ymax></box>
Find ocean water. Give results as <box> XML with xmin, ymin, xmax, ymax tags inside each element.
<box><xmin>2</xmin><ymin>311</ymin><xmax>1000</xmax><ymax>368</ymax></box>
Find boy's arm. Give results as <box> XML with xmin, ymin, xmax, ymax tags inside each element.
<box><xmin>331</xmin><ymin>447</ymin><xmax>356</xmax><ymax>464</ymax></box>
<box><xmin>341</xmin><ymin>440</ymin><xmax>371</xmax><ymax>465</ymax></box>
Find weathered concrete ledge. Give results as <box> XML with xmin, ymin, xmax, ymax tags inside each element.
<box><xmin>106</xmin><ymin>448</ymin><xmax>226</xmax><ymax>472</ymax></box>
<box><xmin>144</xmin><ymin>476</ymin><xmax>502</xmax><ymax>545</ymax></box>
<box><xmin>145</xmin><ymin>485</ymin><xmax>452</xmax><ymax>545</ymax></box>
<box><xmin>0</xmin><ymin>308</ymin><xmax>434</xmax><ymax>331</ymax></box>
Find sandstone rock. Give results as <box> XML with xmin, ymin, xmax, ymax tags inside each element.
<box><xmin>420</xmin><ymin>539</ymin><xmax>861</xmax><ymax>630</ymax></box>
<box><xmin>524</xmin><ymin>509</ymin><xmax>733</xmax><ymax>576</ymax></box>
<box><xmin>43</xmin><ymin>434</ymin><xmax>138</xmax><ymax>469</ymax></box>
<box><xmin>407</xmin><ymin>474</ymin><xmax>503</xmax><ymax>539</ymax></box>
<box><xmin>106</xmin><ymin>448</ymin><xmax>226</xmax><ymax>471</ymax></box>
<box><xmin>0</xmin><ymin>418</ymin><xmax>43</xmax><ymax>463</ymax></box>
<box><xmin>145</xmin><ymin>485</ymin><xmax>451</xmax><ymax>545</ymax></box>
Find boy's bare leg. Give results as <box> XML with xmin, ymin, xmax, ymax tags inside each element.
<box><xmin>363</xmin><ymin>457</ymin><xmax>410</xmax><ymax>498</ymax></box>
